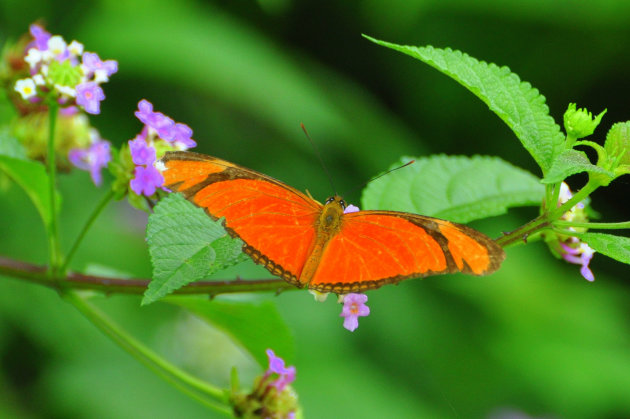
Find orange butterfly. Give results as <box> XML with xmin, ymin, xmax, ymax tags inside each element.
<box><xmin>160</xmin><ymin>151</ymin><xmax>505</xmax><ymax>293</ymax></box>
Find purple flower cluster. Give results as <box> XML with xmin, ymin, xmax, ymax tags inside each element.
<box><xmin>340</xmin><ymin>293</ymin><xmax>370</xmax><ymax>332</ymax></box>
<box><xmin>129</xmin><ymin>99</ymin><xmax>196</xmax><ymax>196</ymax></box>
<box><xmin>264</xmin><ymin>349</ymin><xmax>296</xmax><ymax>392</ymax></box>
<box><xmin>14</xmin><ymin>24</ymin><xmax>117</xmax><ymax>115</ymax></box>
<box><xmin>557</xmin><ymin>182</ymin><xmax>596</xmax><ymax>281</ymax></box>
<box><xmin>68</xmin><ymin>130</ymin><xmax>111</xmax><ymax>186</ymax></box>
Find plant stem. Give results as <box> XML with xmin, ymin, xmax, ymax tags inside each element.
<box><xmin>60</xmin><ymin>188</ymin><xmax>115</xmax><ymax>275</ymax></box>
<box><xmin>0</xmin><ymin>256</ymin><xmax>295</xmax><ymax>296</ymax></box>
<box><xmin>63</xmin><ymin>290</ymin><xmax>232</xmax><ymax>415</ymax></box>
<box><xmin>554</xmin><ymin>220</ymin><xmax>630</xmax><ymax>230</ymax></box>
<box><xmin>550</xmin><ymin>178</ymin><xmax>599</xmax><ymax>219</ymax></box>
<box><xmin>47</xmin><ymin>102</ymin><xmax>61</xmax><ymax>276</ymax></box>
<box><xmin>495</xmin><ymin>215</ymin><xmax>551</xmax><ymax>248</ymax></box>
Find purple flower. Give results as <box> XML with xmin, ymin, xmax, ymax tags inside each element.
<box><xmin>134</xmin><ymin>99</ymin><xmax>175</xmax><ymax>141</ymax></box>
<box><xmin>173</xmin><ymin>123</ymin><xmax>196</xmax><ymax>148</ymax></box>
<box><xmin>273</xmin><ymin>366</ymin><xmax>296</xmax><ymax>392</ymax></box>
<box><xmin>130</xmin><ymin>165</ymin><xmax>164</xmax><ymax>196</ymax></box>
<box><xmin>81</xmin><ymin>52</ymin><xmax>118</xmax><ymax>77</ymax></box>
<box><xmin>266</xmin><ymin>349</ymin><xmax>288</xmax><ymax>374</ymax></box>
<box><xmin>134</xmin><ymin>99</ymin><xmax>155</xmax><ymax>124</ymax></box>
<box><xmin>561</xmin><ymin>241</ymin><xmax>595</xmax><ymax>282</ymax></box>
<box><xmin>265</xmin><ymin>349</ymin><xmax>296</xmax><ymax>392</ymax></box>
<box><xmin>60</xmin><ymin>105</ymin><xmax>79</xmax><ymax>116</ymax></box>
<box><xmin>29</xmin><ymin>24</ymin><xmax>51</xmax><ymax>50</ymax></box>
<box><xmin>129</xmin><ymin>137</ymin><xmax>156</xmax><ymax>166</ymax></box>
<box><xmin>340</xmin><ymin>293</ymin><xmax>370</xmax><ymax>332</ymax></box>
<box><xmin>68</xmin><ymin>139</ymin><xmax>111</xmax><ymax>186</ymax></box>
<box><xmin>344</xmin><ymin>204</ymin><xmax>360</xmax><ymax>214</ymax></box>
<box><xmin>76</xmin><ymin>82</ymin><xmax>105</xmax><ymax>114</ymax></box>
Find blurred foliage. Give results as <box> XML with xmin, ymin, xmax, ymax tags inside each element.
<box><xmin>1</xmin><ymin>0</ymin><xmax>630</xmax><ymax>418</ymax></box>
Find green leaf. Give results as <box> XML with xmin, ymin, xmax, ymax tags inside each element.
<box><xmin>167</xmin><ymin>297</ymin><xmax>294</xmax><ymax>368</ymax></box>
<box><xmin>361</xmin><ymin>155</ymin><xmax>544</xmax><ymax>223</ymax></box>
<box><xmin>542</xmin><ymin>149</ymin><xmax>613</xmax><ymax>184</ymax></box>
<box><xmin>0</xmin><ymin>154</ymin><xmax>56</xmax><ymax>228</ymax></box>
<box><xmin>581</xmin><ymin>233</ymin><xmax>630</xmax><ymax>265</ymax></box>
<box><xmin>363</xmin><ymin>36</ymin><xmax>564</xmax><ymax>175</ymax></box>
<box><xmin>144</xmin><ymin>194</ymin><xmax>247</xmax><ymax>305</ymax></box>
<box><xmin>0</xmin><ymin>129</ymin><xmax>27</xmax><ymax>159</ymax></box>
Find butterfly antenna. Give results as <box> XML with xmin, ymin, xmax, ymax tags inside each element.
<box><xmin>301</xmin><ymin>123</ymin><xmax>337</xmax><ymax>194</ymax></box>
<box><xmin>339</xmin><ymin>159</ymin><xmax>415</xmax><ymax>203</ymax></box>
<box><xmin>343</xmin><ymin>159</ymin><xmax>415</xmax><ymax>196</ymax></box>
<box><xmin>370</xmin><ymin>159</ymin><xmax>415</xmax><ymax>184</ymax></box>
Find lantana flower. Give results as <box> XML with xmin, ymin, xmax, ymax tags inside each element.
<box><xmin>13</xmin><ymin>24</ymin><xmax>117</xmax><ymax>115</ymax></box>
<box><xmin>68</xmin><ymin>130</ymin><xmax>112</xmax><ymax>186</ymax></box>
<box><xmin>265</xmin><ymin>349</ymin><xmax>297</xmax><ymax>392</ymax></box>
<box><xmin>554</xmin><ymin>182</ymin><xmax>596</xmax><ymax>281</ymax></box>
<box><xmin>231</xmin><ymin>349</ymin><xmax>299</xmax><ymax>419</ymax></box>
<box><xmin>128</xmin><ymin>99</ymin><xmax>196</xmax><ymax>197</ymax></box>
<box><xmin>339</xmin><ymin>293</ymin><xmax>370</xmax><ymax>332</ymax></box>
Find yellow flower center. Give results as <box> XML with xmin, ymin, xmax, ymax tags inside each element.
<box><xmin>350</xmin><ymin>303</ymin><xmax>359</xmax><ymax>314</ymax></box>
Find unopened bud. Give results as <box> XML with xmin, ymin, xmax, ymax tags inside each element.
<box><xmin>563</xmin><ymin>103</ymin><xmax>606</xmax><ymax>140</ymax></box>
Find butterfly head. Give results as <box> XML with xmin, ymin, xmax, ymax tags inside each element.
<box><xmin>325</xmin><ymin>195</ymin><xmax>347</xmax><ymax>210</ymax></box>
<box><xmin>319</xmin><ymin>195</ymin><xmax>347</xmax><ymax>233</ymax></box>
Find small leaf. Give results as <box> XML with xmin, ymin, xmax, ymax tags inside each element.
<box><xmin>363</xmin><ymin>36</ymin><xmax>564</xmax><ymax>175</ymax></box>
<box><xmin>542</xmin><ymin>149</ymin><xmax>613</xmax><ymax>184</ymax></box>
<box><xmin>143</xmin><ymin>194</ymin><xmax>246</xmax><ymax>305</ymax></box>
<box><xmin>167</xmin><ymin>297</ymin><xmax>294</xmax><ymax>367</ymax></box>
<box><xmin>361</xmin><ymin>155</ymin><xmax>544</xmax><ymax>223</ymax></box>
<box><xmin>0</xmin><ymin>154</ymin><xmax>56</xmax><ymax>228</ymax></box>
<box><xmin>581</xmin><ymin>233</ymin><xmax>630</xmax><ymax>265</ymax></box>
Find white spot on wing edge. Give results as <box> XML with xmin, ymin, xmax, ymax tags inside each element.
<box><xmin>154</xmin><ymin>159</ymin><xmax>167</xmax><ymax>173</ymax></box>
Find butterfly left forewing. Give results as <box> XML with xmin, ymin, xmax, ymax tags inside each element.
<box><xmin>161</xmin><ymin>151</ymin><xmax>323</xmax><ymax>284</ymax></box>
<box><xmin>308</xmin><ymin>210</ymin><xmax>505</xmax><ymax>293</ymax></box>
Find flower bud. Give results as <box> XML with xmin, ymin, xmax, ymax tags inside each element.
<box><xmin>604</xmin><ymin>121</ymin><xmax>630</xmax><ymax>166</ymax></box>
<box><xmin>47</xmin><ymin>59</ymin><xmax>83</xmax><ymax>90</ymax></box>
<box><xmin>10</xmin><ymin>111</ymin><xmax>91</xmax><ymax>169</ymax></box>
<box><xmin>563</xmin><ymin>103</ymin><xmax>606</xmax><ymax>140</ymax></box>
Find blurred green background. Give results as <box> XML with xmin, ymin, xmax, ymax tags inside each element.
<box><xmin>1</xmin><ymin>0</ymin><xmax>630</xmax><ymax>418</ymax></box>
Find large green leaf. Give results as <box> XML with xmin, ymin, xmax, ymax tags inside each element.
<box><xmin>167</xmin><ymin>297</ymin><xmax>294</xmax><ymax>368</ymax></box>
<box><xmin>542</xmin><ymin>149</ymin><xmax>612</xmax><ymax>184</ymax></box>
<box><xmin>144</xmin><ymin>194</ymin><xmax>247</xmax><ymax>305</ymax></box>
<box><xmin>0</xmin><ymin>154</ymin><xmax>55</xmax><ymax>228</ymax></box>
<box><xmin>361</xmin><ymin>155</ymin><xmax>543</xmax><ymax>223</ymax></box>
<box><xmin>582</xmin><ymin>233</ymin><xmax>630</xmax><ymax>265</ymax></box>
<box><xmin>364</xmin><ymin>36</ymin><xmax>564</xmax><ymax>175</ymax></box>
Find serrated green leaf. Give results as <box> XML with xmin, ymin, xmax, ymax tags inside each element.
<box><xmin>167</xmin><ymin>297</ymin><xmax>294</xmax><ymax>368</ymax></box>
<box><xmin>363</xmin><ymin>36</ymin><xmax>564</xmax><ymax>175</ymax></box>
<box><xmin>361</xmin><ymin>155</ymin><xmax>544</xmax><ymax>223</ymax></box>
<box><xmin>542</xmin><ymin>149</ymin><xmax>613</xmax><ymax>184</ymax></box>
<box><xmin>0</xmin><ymin>154</ymin><xmax>56</xmax><ymax>228</ymax></box>
<box><xmin>144</xmin><ymin>194</ymin><xmax>246</xmax><ymax>305</ymax></box>
<box><xmin>581</xmin><ymin>233</ymin><xmax>630</xmax><ymax>265</ymax></box>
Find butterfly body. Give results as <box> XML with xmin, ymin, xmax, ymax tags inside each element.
<box><xmin>160</xmin><ymin>151</ymin><xmax>505</xmax><ymax>293</ymax></box>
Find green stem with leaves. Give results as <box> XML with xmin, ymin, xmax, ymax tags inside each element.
<box><xmin>63</xmin><ymin>290</ymin><xmax>233</xmax><ymax>416</ymax></box>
